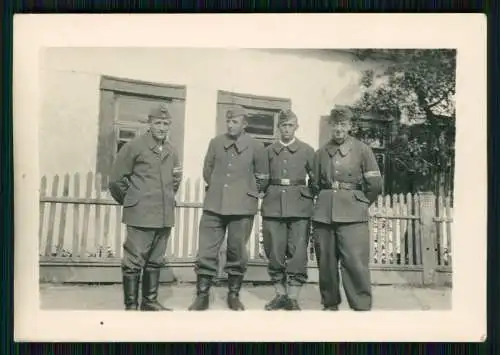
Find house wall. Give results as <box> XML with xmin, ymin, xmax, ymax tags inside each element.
<box><xmin>40</xmin><ymin>48</ymin><xmax>382</xmax><ymax>178</ymax></box>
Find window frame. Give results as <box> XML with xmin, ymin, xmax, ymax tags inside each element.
<box><xmin>96</xmin><ymin>76</ymin><xmax>186</xmax><ymax>179</ymax></box>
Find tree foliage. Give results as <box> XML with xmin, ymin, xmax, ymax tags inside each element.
<box><xmin>350</xmin><ymin>49</ymin><xmax>457</xmax><ymax>196</ymax></box>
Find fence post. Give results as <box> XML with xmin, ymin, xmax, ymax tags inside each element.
<box><xmin>418</xmin><ymin>192</ymin><xmax>438</xmax><ymax>286</ymax></box>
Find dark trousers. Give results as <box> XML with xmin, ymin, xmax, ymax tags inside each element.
<box><xmin>262</xmin><ymin>217</ymin><xmax>309</xmax><ymax>286</ymax></box>
<box><xmin>314</xmin><ymin>221</ymin><xmax>372</xmax><ymax>311</ymax></box>
<box><xmin>122</xmin><ymin>226</ymin><xmax>171</xmax><ymax>275</ymax></box>
<box><xmin>195</xmin><ymin>211</ymin><xmax>255</xmax><ymax>278</ymax></box>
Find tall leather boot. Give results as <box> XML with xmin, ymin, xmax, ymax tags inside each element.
<box><xmin>188</xmin><ymin>275</ymin><xmax>212</xmax><ymax>311</ymax></box>
<box><xmin>123</xmin><ymin>274</ymin><xmax>140</xmax><ymax>310</ymax></box>
<box><xmin>227</xmin><ymin>275</ymin><xmax>245</xmax><ymax>311</ymax></box>
<box><xmin>140</xmin><ymin>268</ymin><xmax>172</xmax><ymax>311</ymax></box>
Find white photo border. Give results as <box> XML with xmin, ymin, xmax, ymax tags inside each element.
<box><xmin>13</xmin><ymin>14</ymin><xmax>487</xmax><ymax>342</ymax></box>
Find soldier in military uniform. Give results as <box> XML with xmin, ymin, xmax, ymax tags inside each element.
<box><xmin>312</xmin><ymin>106</ymin><xmax>382</xmax><ymax>311</ymax></box>
<box><xmin>188</xmin><ymin>106</ymin><xmax>269</xmax><ymax>311</ymax></box>
<box><xmin>261</xmin><ymin>109</ymin><xmax>315</xmax><ymax>311</ymax></box>
<box><xmin>109</xmin><ymin>104</ymin><xmax>183</xmax><ymax>311</ymax></box>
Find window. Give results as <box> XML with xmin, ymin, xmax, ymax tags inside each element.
<box><xmin>96</xmin><ymin>76</ymin><xmax>186</xmax><ymax>178</ymax></box>
<box><xmin>216</xmin><ymin>90</ymin><xmax>291</xmax><ymax>146</ymax></box>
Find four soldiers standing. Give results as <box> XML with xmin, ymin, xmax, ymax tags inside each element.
<box><xmin>110</xmin><ymin>103</ymin><xmax>382</xmax><ymax>311</ymax></box>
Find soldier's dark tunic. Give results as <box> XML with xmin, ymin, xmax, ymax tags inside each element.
<box><xmin>109</xmin><ymin>129</ymin><xmax>182</xmax><ymax>311</ymax></box>
<box><xmin>261</xmin><ymin>139</ymin><xmax>315</xmax><ymax>288</ymax></box>
<box><xmin>312</xmin><ymin>135</ymin><xmax>382</xmax><ymax>311</ymax></box>
<box><xmin>196</xmin><ymin>132</ymin><xmax>269</xmax><ymax>279</ymax></box>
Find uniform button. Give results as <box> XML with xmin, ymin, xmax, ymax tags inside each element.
<box><xmin>228</xmin><ymin>163</ymin><xmax>232</xmax><ymax>167</ymax></box>
<box><xmin>224</xmin><ymin>184</ymin><xmax>228</xmax><ymax>187</ymax></box>
<box><xmin>227</xmin><ymin>173</ymin><xmax>230</xmax><ymax>177</ymax></box>
<box><xmin>283</xmin><ymin>160</ymin><xmax>287</xmax><ymax>163</ymax></box>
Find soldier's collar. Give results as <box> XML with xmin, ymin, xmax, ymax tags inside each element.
<box><xmin>146</xmin><ymin>130</ymin><xmax>171</xmax><ymax>156</ymax></box>
<box><xmin>326</xmin><ymin>136</ymin><xmax>353</xmax><ymax>157</ymax></box>
<box><xmin>223</xmin><ymin>133</ymin><xmax>250</xmax><ymax>153</ymax></box>
<box><xmin>273</xmin><ymin>138</ymin><xmax>299</xmax><ymax>154</ymax></box>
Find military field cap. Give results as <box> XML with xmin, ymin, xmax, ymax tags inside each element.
<box><xmin>226</xmin><ymin>106</ymin><xmax>247</xmax><ymax>119</ymax></box>
<box><xmin>329</xmin><ymin>105</ymin><xmax>354</xmax><ymax>123</ymax></box>
<box><xmin>148</xmin><ymin>103</ymin><xmax>172</xmax><ymax>121</ymax></box>
<box><xmin>278</xmin><ymin>109</ymin><xmax>298</xmax><ymax>125</ymax></box>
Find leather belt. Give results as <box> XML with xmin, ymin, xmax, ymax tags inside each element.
<box><xmin>269</xmin><ymin>179</ymin><xmax>307</xmax><ymax>186</ymax></box>
<box><xmin>323</xmin><ymin>181</ymin><xmax>362</xmax><ymax>190</ymax></box>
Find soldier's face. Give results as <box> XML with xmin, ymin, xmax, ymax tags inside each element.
<box><xmin>278</xmin><ymin>120</ymin><xmax>298</xmax><ymax>142</ymax></box>
<box><xmin>331</xmin><ymin>120</ymin><xmax>351</xmax><ymax>142</ymax></box>
<box><xmin>226</xmin><ymin>116</ymin><xmax>247</xmax><ymax>137</ymax></box>
<box><xmin>149</xmin><ymin>118</ymin><xmax>171</xmax><ymax>142</ymax></box>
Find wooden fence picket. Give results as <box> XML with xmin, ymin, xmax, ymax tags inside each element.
<box><xmin>437</xmin><ymin>195</ymin><xmax>444</xmax><ymax>265</ymax></box>
<box><xmin>391</xmin><ymin>194</ymin><xmax>398</xmax><ymax>265</ymax></box>
<box><xmin>375</xmin><ymin>195</ymin><xmax>383</xmax><ymax>264</ymax></box>
<box><xmin>93</xmin><ymin>173</ymin><xmax>102</xmax><ymax>256</ymax></box>
<box><xmin>182</xmin><ymin>179</ymin><xmax>192</xmax><ymax>258</ymax></box>
<box><xmin>406</xmin><ymin>192</ymin><xmax>414</xmax><ymax>265</ymax></box>
<box><xmin>398</xmin><ymin>193</ymin><xmax>406</xmax><ymax>265</ymax></box>
<box><xmin>189</xmin><ymin>178</ymin><xmax>202</xmax><ymax>257</ymax></box>
<box><xmin>79</xmin><ymin>171</ymin><xmax>93</xmax><ymax>258</ymax></box>
<box><xmin>39</xmin><ymin>176</ymin><xmax>47</xmax><ymax>253</ymax></box>
<box><xmin>102</xmin><ymin>175</ymin><xmax>111</xmax><ymax>254</ymax></box>
<box><xmin>446</xmin><ymin>196</ymin><xmax>452</xmax><ymax>266</ymax></box>
<box><xmin>44</xmin><ymin>174</ymin><xmax>59</xmax><ymax>256</ymax></box>
<box><xmin>72</xmin><ymin>173</ymin><xmax>81</xmax><ymax>258</ymax></box>
<box><xmin>413</xmin><ymin>193</ymin><xmax>422</xmax><ymax>265</ymax></box>
<box><xmin>55</xmin><ymin>174</ymin><xmax>70</xmax><ymax>256</ymax></box>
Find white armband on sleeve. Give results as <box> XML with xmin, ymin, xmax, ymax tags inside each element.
<box><xmin>364</xmin><ymin>170</ymin><xmax>381</xmax><ymax>178</ymax></box>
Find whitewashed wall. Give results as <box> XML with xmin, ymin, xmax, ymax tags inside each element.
<box><xmin>40</xmin><ymin>48</ymin><xmax>382</xmax><ymax>178</ymax></box>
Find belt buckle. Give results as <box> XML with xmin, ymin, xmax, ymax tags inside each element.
<box><xmin>331</xmin><ymin>181</ymin><xmax>340</xmax><ymax>189</ymax></box>
<box><xmin>281</xmin><ymin>178</ymin><xmax>291</xmax><ymax>186</ymax></box>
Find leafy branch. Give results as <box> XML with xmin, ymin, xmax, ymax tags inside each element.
<box><xmin>350</xmin><ymin>49</ymin><xmax>457</xmax><ymax>195</ymax></box>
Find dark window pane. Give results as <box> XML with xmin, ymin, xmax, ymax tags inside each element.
<box><xmin>119</xmin><ymin>129</ymin><xmax>137</xmax><ymax>140</ymax></box>
<box><xmin>246</xmin><ymin>113</ymin><xmax>275</xmax><ymax>136</ymax></box>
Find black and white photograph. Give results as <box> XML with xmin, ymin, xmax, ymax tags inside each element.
<box><xmin>14</xmin><ymin>15</ymin><xmax>486</xmax><ymax>342</ymax></box>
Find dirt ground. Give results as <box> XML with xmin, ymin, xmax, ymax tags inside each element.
<box><xmin>40</xmin><ymin>282</ymin><xmax>452</xmax><ymax>311</ymax></box>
